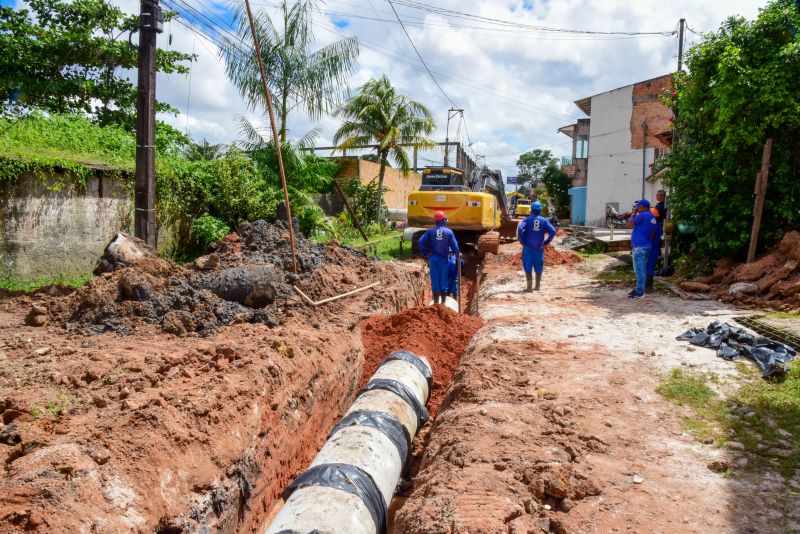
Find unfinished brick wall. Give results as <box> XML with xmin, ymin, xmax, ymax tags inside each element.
<box><xmin>630</xmin><ymin>74</ymin><xmax>673</xmax><ymax>150</ymax></box>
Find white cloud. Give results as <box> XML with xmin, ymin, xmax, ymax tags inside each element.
<box><xmin>104</xmin><ymin>0</ymin><xmax>760</xmax><ymax>176</ymax></box>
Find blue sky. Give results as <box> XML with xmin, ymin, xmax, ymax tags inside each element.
<box><xmin>5</xmin><ymin>0</ymin><xmax>762</xmax><ymax>176</ymax></box>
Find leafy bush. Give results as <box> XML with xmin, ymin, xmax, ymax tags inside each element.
<box><xmin>665</xmin><ymin>0</ymin><xmax>800</xmax><ymax>260</ymax></box>
<box><xmin>191</xmin><ymin>214</ymin><xmax>230</xmax><ymax>248</ymax></box>
<box><xmin>344</xmin><ymin>177</ymin><xmax>388</xmax><ymax>225</ymax></box>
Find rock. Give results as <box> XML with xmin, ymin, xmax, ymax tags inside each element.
<box><xmin>702</xmin><ymin>437</ymin><xmax>714</xmax><ymax>445</ymax></box>
<box><xmin>734</xmin><ymin>457</ymin><xmax>749</xmax><ymax>469</ymax></box>
<box><xmin>776</xmin><ymin>428</ymin><xmax>793</xmax><ymax>440</ymax></box>
<box><xmin>536</xmin><ymin>517</ymin><xmax>550</xmax><ymax>533</ymax></box>
<box><xmin>33</xmin><ymin>347</ymin><xmax>51</xmax><ymax>356</ymax></box>
<box><xmin>24</xmin><ymin>304</ymin><xmax>49</xmax><ymax>326</ymax></box>
<box><xmin>549</xmin><ymin>517</ymin><xmax>569</xmax><ymax>534</ymax></box>
<box><xmin>118</xmin><ymin>270</ymin><xmax>151</xmax><ymax>301</ymax></box>
<box><xmin>727</xmin><ymin>441</ymin><xmax>745</xmax><ymax>450</ymax></box>
<box><xmin>680</xmin><ymin>281</ymin><xmax>712</xmax><ymax>292</ymax></box>
<box><xmin>559</xmin><ymin>498</ymin><xmax>575</xmax><ymax>512</ymax></box>
<box><xmin>89</xmin><ymin>447</ymin><xmax>111</xmax><ymax>465</ymax></box>
<box><xmin>728</xmin><ymin>282</ymin><xmax>759</xmax><ymax>295</ymax></box>
<box><xmin>708</xmin><ymin>460</ymin><xmax>728</xmax><ymax>472</ymax></box>
<box><xmin>632</xmin><ymin>474</ymin><xmax>644</xmax><ymax>484</ymax></box>
<box><xmin>193</xmin><ymin>253</ymin><xmax>221</xmax><ymax>270</ymax></box>
<box><xmin>92</xmin><ymin>396</ymin><xmax>108</xmax><ymax>408</ymax></box>
<box><xmin>756</xmin><ymin>260</ymin><xmax>798</xmax><ymax>293</ymax></box>
<box><xmin>94</xmin><ymin>232</ymin><xmax>158</xmax><ymax>275</ymax></box>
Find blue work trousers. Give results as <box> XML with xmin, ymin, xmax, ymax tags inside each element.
<box><xmin>647</xmin><ymin>226</ymin><xmax>663</xmax><ymax>276</ymax></box>
<box><xmin>632</xmin><ymin>245</ymin><xmax>651</xmax><ymax>295</ymax></box>
<box><xmin>522</xmin><ymin>246</ymin><xmax>545</xmax><ymax>274</ymax></box>
<box><xmin>429</xmin><ymin>255</ymin><xmax>449</xmax><ymax>293</ymax></box>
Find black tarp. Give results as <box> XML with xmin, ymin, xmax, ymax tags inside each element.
<box><xmin>677</xmin><ymin>321</ymin><xmax>796</xmax><ymax>378</ymax></box>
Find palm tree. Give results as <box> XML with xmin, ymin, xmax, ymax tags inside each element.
<box><xmin>333</xmin><ymin>75</ymin><xmax>435</xmax><ymax>222</ymax></box>
<box><xmin>185</xmin><ymin>139</ymin><xmax>223</xmax><ymax>161</ymax></box>
<box><xmin>220</xmin><ymin>0</ymin><xmax>360</xmax><ymax>142</ymax></box>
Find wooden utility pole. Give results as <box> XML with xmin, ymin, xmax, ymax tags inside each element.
<box><xmin>677</xmin><ymin>18</ymin><xmax>686</xmax><ymax>72</ymax></box>
<box><xmin>242</xmin><ymin>0</ymin><xmax>297</xmax><ymax>273</ymax></box>
<box><xmin>641</xmin><ymin>121</ymin><xmax>648</xmax><ymax>198</ymax></box>
<box><xmin>332</xmin><ymin>180</ymin><xmax>368</xmax><ymax>241</ymax></box>
<box><xmin>134</xmin><ymin>0</ymin><xmax>163</xmax><ymax>248</ymax></box>
<box><xmin>747</xmin><ymin>139</ymin><xmax>773</xmax><ymax>263</ymax></box>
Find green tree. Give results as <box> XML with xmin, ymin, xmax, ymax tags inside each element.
<box><xmin>0</xmin><ymin>0</ymin><xmax>192</xmax><ymax>127</ymax></box>
<box><xmin>516</xmin><ymin>148</ymin><xmax>555</xmax><ymax>189</ymax></box>
<box><xmin>220</xmin><ymin>0</ymin><xmax>360</xmax><ymax>142</ymax></box>
<box><xmin>665</xmin><ymin>0</ymin><xmax>800</xmax><ymax>260</ymax></box>
<box><xmin>333</xmin><ymin>75</ymin><xmax>435</xmax><ymax>222</ymax></box>
<box><xmin>185</xmin><ymin>139</ymin><xmax>224</xmax><ymax>161</ymax></box>
<box><xmin>541</xmin><ymin>163</ymin><xmax>571</xmax><ymax>218</ymax></box>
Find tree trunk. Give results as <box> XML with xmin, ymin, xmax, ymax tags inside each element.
<box><xmin>376</xmin><ymin>150</ymin><xmax>388</xmax><ymax>224</ymax></box>
<box><xmin>280</xmin><ymin>89</ymin><xmax>288</xmax><ymax>143</ymax></box>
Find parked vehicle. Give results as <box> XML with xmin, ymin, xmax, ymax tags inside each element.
<box><xmin>604</xmin><ymin>203</ymin><xmax>635</xmax><ymax>228</ymax></box>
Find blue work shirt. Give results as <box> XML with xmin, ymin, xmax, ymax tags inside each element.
<box><xmin>517</xmin><ymin>214</ymin><xmax>556</xmax><ymax>250</ymax></box>
<box><xmin>630</xmin><ymin>210</ymin><xmax>657</xmax><ymax>247</ymax></box>
<box><xmin>418</xmin><ymin>222</ymin><xmax>460</xmax><ymax>259</ymax></box>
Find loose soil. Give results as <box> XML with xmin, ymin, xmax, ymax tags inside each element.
<box><xmin>360</xmin><ymin>305</ymin><xmax>483</xmax><ymax>418</ymax></box>
<box><xmin>395</xmin><ymin>242</ymin><xmax>799</xmax><ymax>533</ymax></box>
<box><xmin>0</xmin><ymin>221</ymin><xmax>426</xmax><ymax>534</ymax></box>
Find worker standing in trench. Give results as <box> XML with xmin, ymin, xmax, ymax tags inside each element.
<box><xmin>517</xmin><ymin>201</ymin><xmax>556</xmax><ymax>292</ymax></box>
<box><xmin>419</xmin><ymin>211</ymin><xmax>460</xmax><ymax>305</ymax></box>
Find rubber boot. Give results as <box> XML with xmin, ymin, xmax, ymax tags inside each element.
<box><xmin>525</xmin><ymin>272</ymin><xmax>533</xmax><ymax>293</ymax></box>
<box><xmin>646</xmin><ymin>275</ymin><xmax>654</xmax><ymax>293</ymax></box>
<box><xmin>535</xmin><ymin>273</ymin><xmax>542</xmax><ymax>291</ymax></box>
<box><xmin>432</xmin><ymin>293</ymin><xmax>439</xmax><ymax>305</ymax></box>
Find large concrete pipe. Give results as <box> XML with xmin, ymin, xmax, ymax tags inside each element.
<box><xmin>265</xmin><ymin>350</ymin><xmax>432</xmax><ymax>534</ymax></box>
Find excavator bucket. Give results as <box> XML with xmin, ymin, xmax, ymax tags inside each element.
<box><xmin>476</xmin><ymin>232</ymin><xmax>500</xmax><ymax>255</ymax></box>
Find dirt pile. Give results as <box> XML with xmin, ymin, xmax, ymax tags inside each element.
<box><xmin>41</xmin><ymin>220</ymin><xmax>394</xmax><ymax>335</ymax></box>
<box><xmin>0</xmin><ymin>220</ymin><xmax>426</xmax><ymax>534</ymax></box>
<box><xmin>684</xmin><ymin>231</ymin><xmax>800</xmax><ymax>311</ymax></box>
<box><xmin>360</xmin><ymin>305</ymin><xmax>483</xmax><ymax>418</ymax></box>
<box><xmin>497</xmin><ymin>244</ymin><xmax>583</xmax><ymax>271</ymax></box>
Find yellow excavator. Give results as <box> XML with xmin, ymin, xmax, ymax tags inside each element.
<box><xmin>408</xmin><ymin>165</ymin><xmax>517</xmax><ymax>255</ymax></box>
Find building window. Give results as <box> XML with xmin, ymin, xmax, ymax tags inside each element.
<box><xmin>576</xmin><ymin>135</ymin><xmax>589</xmax><ymax>158</ymax></box>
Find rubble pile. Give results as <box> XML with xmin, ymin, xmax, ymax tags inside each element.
<box><xmin>42</xmin><ymin>220</ymin><xmax>389</xmax><ymax>335</ymax></box>
<box><xmin>680</xmin><ymin>231</ymin><xmax>800</xmax><ymax>311</ymax></box>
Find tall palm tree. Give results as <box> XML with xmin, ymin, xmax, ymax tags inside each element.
<box><xmin>333</xmin><ymin>75</ymin><xmax>435</xmax><ymax>222</ymax></box>
<box><xmin>220</xmin><ymin>0</ymin><xmax>360</xmax><ymax>142</ymax></box>
<box><xmin>185</xmin><ymin>138</ymin><xmax>223</xmax><ymax>161</ymax></box>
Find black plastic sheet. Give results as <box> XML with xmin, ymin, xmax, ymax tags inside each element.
<box><xmin>329</xmin><ymin>410</ymin><xmax>411</xmax><ymax>466</ymax></box>
<box><xmin>358</xmin><ymin>378</ymin><xmax>430</xmax><ymax>428</ymax></box>
<box><xmin>283</xmin><ymin>463</ymin><xmax>387</xmax><ymax>534</ymax></box>
<box><xmin>677</xmin><ymin>321</ymin><xmax>796</xmax><ymax>377</ymax></box>
<box><xmin>383</xmin><ymin>350</ymin><xmax>433</xmax><ymax>391</ymax></box>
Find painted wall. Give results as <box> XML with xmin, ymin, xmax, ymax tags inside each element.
<box><xmin>334</xmin><ymin>157</ymin><xmax>422</xmax><ymax>211</ymax></box>
<box><xmin>1</xmin><ymin>172</ymin><xmax>132</xmax><ymax>280</ymax></box>
<box><xmin>585</xmin><ymin>86</ymin><xmax>661</xmax><ymax>226</ymax></box>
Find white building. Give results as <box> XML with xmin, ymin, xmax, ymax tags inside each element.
<box><xmin>562</xmin><ymin>75</ymin><xmax>673</xmax><ymax>226</ymax></box>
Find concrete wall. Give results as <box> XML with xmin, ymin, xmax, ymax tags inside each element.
<box><xmin>585</xmin><ymin>86</ymin><xmax>662</xmax><ymax>226</ymax></box>
<box><xmin>1</xmin><ymin>172</ymin><xmax>132</xmax><ymax>280</ymax></box>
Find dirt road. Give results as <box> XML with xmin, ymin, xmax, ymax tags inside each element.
<box><xmin>396</xmin><ymin>243</ymin><xmax>798</xmax><ymax>533</ymax></box>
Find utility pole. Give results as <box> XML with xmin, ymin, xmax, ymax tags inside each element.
<box><xmin>747</xmin><ymin>139</ymin><xmax>773</xmax><ymax>263</ymax></box>
<box><xmin>443</xmin><ymin>107</ymin><xmax>463</xmax><ymax>167</ymax></box>
<box><xmin>134</xmin><ymin>0</ymin><xmax>163</xmax><ymax>248</ymax></box>
<box><xmin>677</xmin><ymin>18</ymin><xmax>686</xmax><ymax>72</ymax></box>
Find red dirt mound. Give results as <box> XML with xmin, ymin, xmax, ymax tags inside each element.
<box><xmin>505</xmin><ymin>245</ymin><xmax>583</xmax><ymax>269</ymax></box>
<box><xmin>360</xmin><ymin>305</ymin><xmax>483</xmax><ymax>418</ymax></box>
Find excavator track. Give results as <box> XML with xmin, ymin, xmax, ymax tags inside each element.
<box><xmin>476</xmin><ymin>232</ymin><xmax>500</xmax><ymax>255</ymax></box>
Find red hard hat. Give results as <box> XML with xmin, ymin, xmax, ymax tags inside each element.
<box><xmin>434</xmin><ymin>211</ymin><xmax>446</xmax><ymax>222</ymax></box>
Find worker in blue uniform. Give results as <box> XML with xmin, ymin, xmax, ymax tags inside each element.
<box><xmin>517</xmin><ymin>201</ymin><xmax>556</xmax><ymax>292</ymax></box>
<box><xmin>627</xmin><ymin>199</ymin><xmax>657</xmax><ymax>299</ymax></box>
<box><xmin>418</xmin><ymin>211</ymin><xmax>460</xmax><ymax>305</ymax></box>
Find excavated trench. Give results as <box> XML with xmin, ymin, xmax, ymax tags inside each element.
<box><xmin>255</xmin><ymin>254</ymin><xmax>486</xmax><ymax>533</ymax></box>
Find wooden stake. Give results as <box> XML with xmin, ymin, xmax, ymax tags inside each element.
<box><xmin>332</xmin><ymin>179</ymin><xmax>368</xmax><ymax>241</ymax></box>
<box><xmin>747</xmin><ymin>139</ymin><xmax>773</xmax><ymax>263</ymax></box>
<box><xmin>293</xmin><ymin>282</ymin><xmax>380</xmax><ymax>307</ymax></box>
<box><xmin>242</xmin><ymin>0</ymin><xmax>297</xmax><ymax>273</ymax></box>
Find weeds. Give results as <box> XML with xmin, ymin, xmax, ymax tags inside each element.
<box><xmin>657</xmin><ymin>365</ymin><xmax>800</xmax><ymax>476</ymax></box>
<box><xmin>595</xmin><ymin>264</ymin><xmax>635</xmax><ymax>282</ymax></box>
<box><xmin>0</xmin><ymin>274</ymin><xmax>92</xmax><ymax>293</ymax></box>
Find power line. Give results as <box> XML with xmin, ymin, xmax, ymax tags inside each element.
<box><xmin>386</xmin><ymin>0</ymin><xmax>457</xmax><ymax>108</ymax></box>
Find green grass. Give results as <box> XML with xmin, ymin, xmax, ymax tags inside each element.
<box><xmin>764</xmin><ymin>311</ymin><xmax>800</xmax><ymax>320</ymax></box>
<box><xmin>0</xmin><ymin>273</ymin><xmax>92</xmax><ymax>293</ymax></box>
<box><xmin>595</xmin><ymin>263</ymin><xmax>635</xmax><ymax>282</ymax></box>
<box><xmin>318</xmin><ymin>229</ymin><xmax>411</xmax><ymax>261</ymax></box>
<box><xmin>657</xmin><ymin>365</ymin><xmax>800</xmax><ymax>476</ymax></box>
